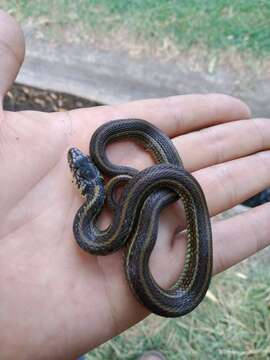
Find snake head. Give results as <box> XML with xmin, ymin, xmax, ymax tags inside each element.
<box><xmin>68</xmin><ymin>147</ymin><xmax>104</xmax><ymax>197</ymax></box>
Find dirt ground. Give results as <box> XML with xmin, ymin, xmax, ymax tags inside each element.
<box><xmin>3</xmin><ymin>83</ymin><xmax>99</xmax><ymax>112</ymax></box>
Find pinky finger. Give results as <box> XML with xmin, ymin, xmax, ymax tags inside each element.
<box><xmin>213</xmin><ymin>203</ymin><xmax>270</xmax><ymax>275</ymax></box>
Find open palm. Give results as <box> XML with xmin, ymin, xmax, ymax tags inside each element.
<box><xmin>1</xmin><ymin>11</ymin><xmax>270</xmax><ymax>360</ymax></box>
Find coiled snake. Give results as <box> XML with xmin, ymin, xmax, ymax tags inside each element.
<box><xmin>68</xmin><ymin>119</ymin><xmax>212</xmax><ymax>317</ymax></box>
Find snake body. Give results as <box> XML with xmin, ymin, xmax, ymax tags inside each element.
<box><xmin>68</xmin><ymin>119</ymin><xmax>212</xmax><ymax>317</ymax></box>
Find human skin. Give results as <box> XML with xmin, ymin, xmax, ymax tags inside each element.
<box><xmin>0</xmin><ymin>10</ymin><xmax>270</xmax><ymax>360</ymax></box>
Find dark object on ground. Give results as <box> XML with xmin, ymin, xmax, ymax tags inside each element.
<box><xmin>3</xmin><ymin>83</ymin><xmax>100</xmax><ymax>112</ymax></box>
<box><xmin>243</xmin><ymin>188</ymin><xmax>270</xmax><ymax>207</ymax></box>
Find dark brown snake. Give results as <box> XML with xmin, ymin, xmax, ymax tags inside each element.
<box><xmin>68</xmin><ymin>118</ymin><xmax>212</xmax><ymax>317</ymax></box>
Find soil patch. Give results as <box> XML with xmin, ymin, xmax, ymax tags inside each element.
<box><xmin>3</xmin><ymin>83</ymin><xmax>100</xmax><ymax>112</ymax></box>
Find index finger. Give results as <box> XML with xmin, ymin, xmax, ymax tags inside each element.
<box><xmin>70</xmin><ymin>94</ymin><xmax>251</xmax><ymax>139</ymax></box>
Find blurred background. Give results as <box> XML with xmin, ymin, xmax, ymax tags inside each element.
<box><xmin>1</xmin><ymin>1</ymin><xmax>270</xmax><ymax>359</ymax></box>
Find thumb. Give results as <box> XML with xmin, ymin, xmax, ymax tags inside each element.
<box><xmin>0</xmin><ymin>10</ymin><xmax>25</xmax><ymax>106</ymax></box>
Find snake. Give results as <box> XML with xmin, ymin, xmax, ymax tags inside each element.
<box><xmin>68</xmin><ymin>119</ymin><xmax>212</xmax><ymax>317</ymax></box>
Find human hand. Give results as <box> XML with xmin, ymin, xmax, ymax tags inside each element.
<box><xmin>1</xmin><ymin>11</ymin><xmax>269</xmax><ymax>360</ymax></box>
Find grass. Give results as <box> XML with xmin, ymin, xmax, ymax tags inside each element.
<box><xmin>1</xmin><ymin>0</ymin><xmax>270</xmax><ymax>58</ymax></box>
<box><xmin>86</xmin><ymin>249</ymin><xmax>270</xmax><ymax>359</ymax></box>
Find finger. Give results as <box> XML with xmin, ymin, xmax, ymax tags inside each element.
<box><xmin>212</xmin><ymin>203</ymin><xmax>270</xmax><ymax>274</ymax></box>
<box><xmin>111</xmin><ymin>94</ymin><xmax>251</xmax><ymax>136</ymax></box>
<box><xmin>0</xmin><ymin>11</ymin><xmax>25</xmax><ymax>104</ymax></box>
<box><xmin>196</xmin><ymin>150</ymin><xmax>270</xmax><ymax>216</ymax></box>
<box><xmin>166</xmin><ymin>203</ymin><xmax>269</xmax><ymax>286</ymax></box>
<box><xmin>149</xmin><ymin>147</ymin><xmax>270</xmax><ymax>282</ymax></box>
<box><xmin>69</xmin><ymin>94</ymin><xmax>251</xmax><ymax>140</ymax></box>
<box><xmin>174</xmin><ymin>118</ymin><xmax>270</xmax><ymax>172</ymax></box>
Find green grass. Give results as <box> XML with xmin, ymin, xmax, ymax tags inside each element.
<box><xmin>86</xmin><ymin>249</ymin><xmax>270</xmax><ymax>359</ymax></box>
<box><xmin>2</xmin><ymin>0</ymin><xmax>270</xmax><ymax>57</ymax></box>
